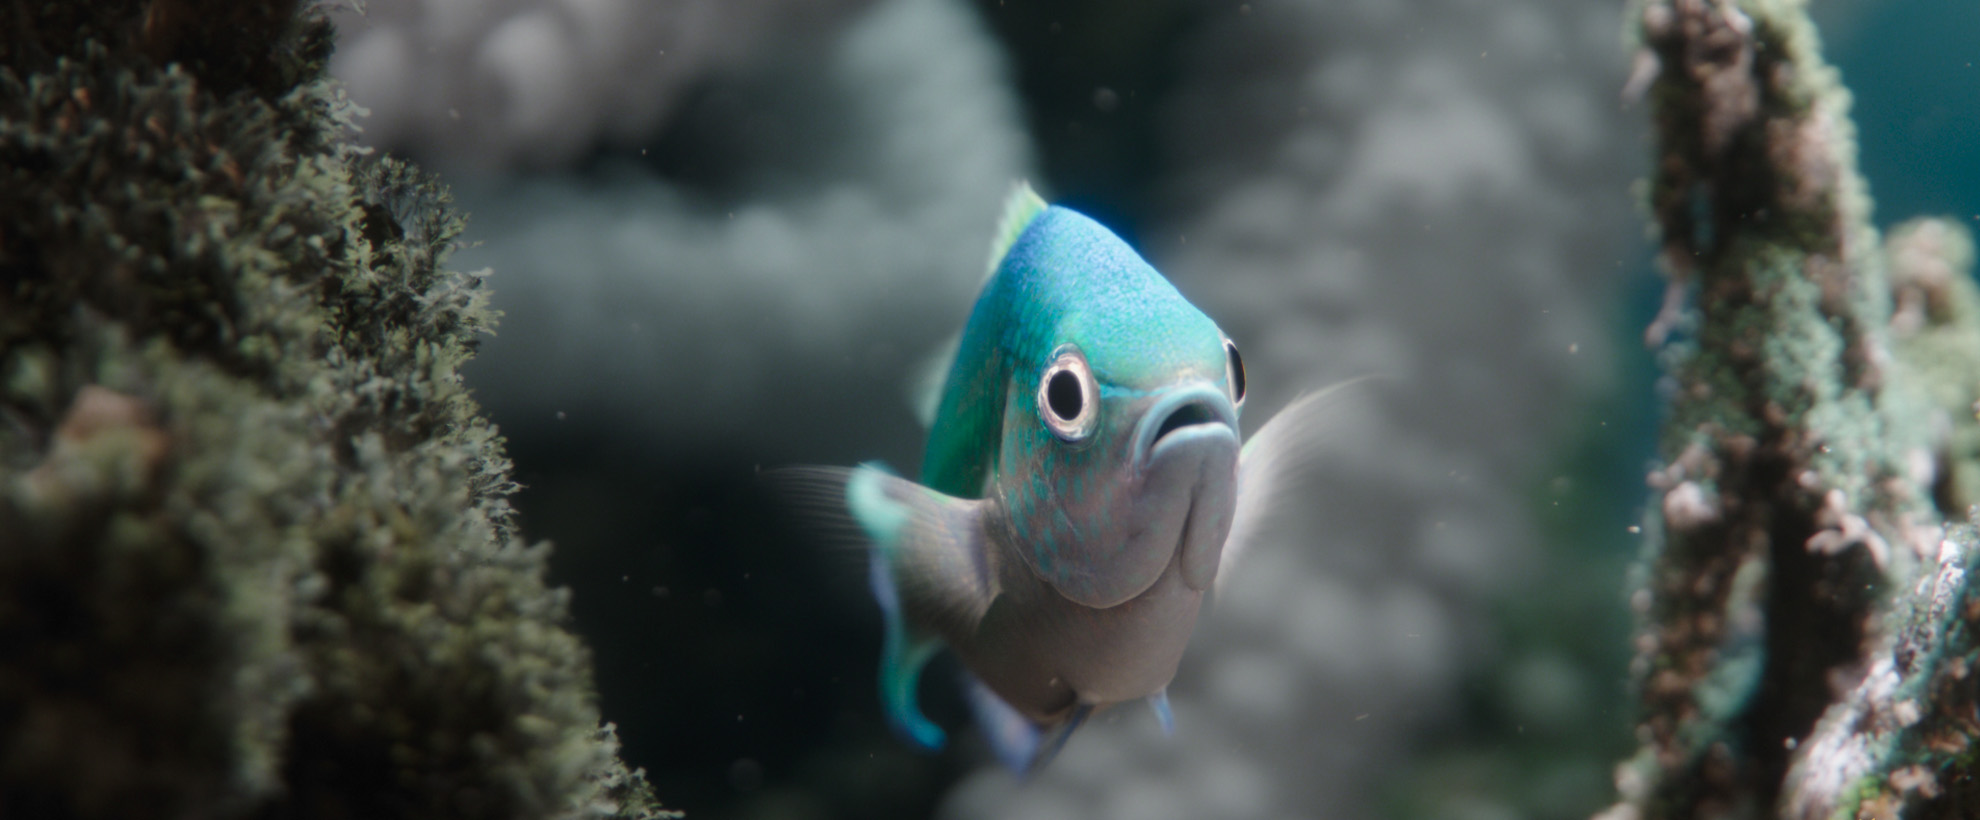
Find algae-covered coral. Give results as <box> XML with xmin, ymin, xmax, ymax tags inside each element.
<box><xmin>1607</xmin><ymin>0</ymin><xmax>1980</xmax><ymax>818</ymax></box>
<box><xmin>0</xmin><ymin>1</ymin><xmax>667</xmax><ymax>817</ymax></box>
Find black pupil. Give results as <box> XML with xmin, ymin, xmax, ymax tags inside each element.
<box><xmin>1227</xmin><ymin>342</ymin><xmax>1246</xmax><ymax>401</ymax></box>
<box><xmin>1047</xmin><ymin>370</ymin><xmax>1083</xmax><ymax>420</ymax></box>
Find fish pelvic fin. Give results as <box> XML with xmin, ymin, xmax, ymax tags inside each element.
<box><xmin>986</xmin><ymin>181</ymin><xmax>1049</xmax><ymax>277</ymax></box>
<box><xmin>961</xmin><ymin>671</ymin><xmax>1042</xmax><ymax>773</ymax></box>
<box><xmin>1026</xmin><ymin>703</ymin><xmax>1094</xmax><ymax>776</ymax></box>
<box><xmin>845</xmin><ymin>464</ymin><xmax>1000</xmax><ymax>749</ymax></box>
<box><xmin>1148</xmin><ymin>689</ymin><xmax>1175</xmax><ymax>736</ymax></box>
<box><xmin>1220</xmin><ymin>377</ymin><xmax>1384</xmax><ymax>598</ymax></box>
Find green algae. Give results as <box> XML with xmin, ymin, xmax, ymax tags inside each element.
<box><xmin>0</xmin><ymin>2</ymin><xmax>670</xmax><ymax>818</ymax></box>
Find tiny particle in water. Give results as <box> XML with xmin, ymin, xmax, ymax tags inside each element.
<box><xmin>1628</xmin><ymin>525</ymin><xmax>1642</xmax><ymax>534</ymax></box>
<box><xmin>728</xmin><ymin>758</ymin><xmax>763</xmax><ymax>792</ymax></box>
<box><xmin>1093</xmin><ymin>86</ymin><xmax>1119</xmax><ymax>113</ymax></box>
<box><xmin>1354</xmin><ymin>713</ymin><xmax>1370</xmax><ymax>721</ymax></box>
<box><xmin>704</xmin><ymin>589</ymin><xmax>724</xmax><ymax>607</ymax></box>
<box><xmin>1239</xmin><ymin>3</ymin><xmax>1251</xmax><ymax>14</ymax></box>
<box><xmin>556</xmin><ymin>411</ymin><xmax>567</xmax><ymax>421</ymax></box>
<box><xmin>651</xmin><ymin>586</ymin><xmax>670</xmax><ymax>599</ymax></box>
<box><xmin>1569</xmin><ymin>342</ymin><xmax>1579</xmax><ymax>354</ymax></box>
<box><xmin>448</xmin><ymin>108</ymin><xmax>460</xmax><ymax>120</ymax></box>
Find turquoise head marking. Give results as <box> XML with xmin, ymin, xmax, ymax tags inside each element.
<box><xmin>952</xmin><ymin>205</ymin><xmax>1248</xmax><ymax>607</ymax></box>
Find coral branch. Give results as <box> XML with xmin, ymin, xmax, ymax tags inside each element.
<box><xmin>1604</xmin><ymin>1</ymin><xmax>1980</xmax><ymax>818</ymax></box>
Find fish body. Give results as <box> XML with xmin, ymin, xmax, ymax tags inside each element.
<box><xmin>797</xmin><ymin>184</ymin><xmax>1344</xmax><ymax>771</ymax></box>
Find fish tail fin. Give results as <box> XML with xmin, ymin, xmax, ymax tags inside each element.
<box><xmin>845</xmin><ymin>463</ymin><xmax>999</xmax><ymax>751</ymax></box>
<box><xmin>1147</xmin><ymin>689</ymin><xmax>1175</xmax><ymax>736</ymax></box>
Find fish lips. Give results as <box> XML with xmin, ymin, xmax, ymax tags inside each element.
<box><xmin>1129</xmin><ymin>384</ymin><xmax>1240</xmax><ymax>593</ymax></box>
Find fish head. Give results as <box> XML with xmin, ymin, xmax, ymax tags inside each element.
<box><xmin>991</xmin><ymin>209</ymin><xmax>1250</xmax><ymax>609</ymax></box>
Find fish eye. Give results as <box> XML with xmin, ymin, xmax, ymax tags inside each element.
<box><xmin>1038</xmin><ymin>346</ymin><xmax>1097</xmax><ymax>441</ymax></box>
<box><xmin>1224</xmin><ymin>337</ymin><xmax>1247</xmax><ymax>406</ymax></box>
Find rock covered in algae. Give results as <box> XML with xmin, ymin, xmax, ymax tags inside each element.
<box><xmin>1605</xmin><ymin>1</ymin><xmax>1980</xmax><ymax>819</ymax></box>
<box><xmin>0</xmin><ymin>1</ymin><xmax>669</xmax><ymax>818</ymax></box>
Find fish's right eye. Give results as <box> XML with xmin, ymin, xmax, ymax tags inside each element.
<box><xmin>1224</xmin><ymin>337</ymin><xmax>1246</xmax><ymax>407</ymax></box>
<box><xmin>1038</xmin><ymin>346</ymin><xmax>1097</xmax><ymax>441</ymax></box>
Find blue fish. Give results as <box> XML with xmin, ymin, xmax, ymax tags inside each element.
<box><xmin>786</xmin><ymin>183</ymin><xmax>1348</xmax><ymax>772</ymax></box>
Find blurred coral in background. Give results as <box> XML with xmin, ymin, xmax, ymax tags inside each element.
<box><xmin>316</xmin><ymin>0</ymin><xmax>1980</xmax><ymax>818</ymax></box>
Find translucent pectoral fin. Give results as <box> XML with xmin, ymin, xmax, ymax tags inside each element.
<box><xmin>846</xmin><ymin>464</ymin><xmax>997</xmax><ymax>633</ymax></box>
<box><xmin>1220</xmin><ymin>378</ymin><xmax>1378</xmax><ymax>598</ymax></box>
<box><xmin>844</xmin><ymin>464</ymin><xmax>1000</xmax><ymax>750</ymax></box>
<box><xmin>767</xmin><ymin>464</ymin><xmax>999</xmax><ymax>750</ymax></box>
<box><xmin>875</xmin><ymin>556</ymin><xmax>947</xmax><ymax>749</ymax></box>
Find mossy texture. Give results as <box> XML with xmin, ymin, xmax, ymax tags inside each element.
<box><xmin>0</xmin><ymin>2</ymin><xmax>668</xmax><ymax>818</ymax></box>
<box><xmin>1608</xmin><ymin>1</ymin><xmax>1980</xmax><ymax>819</ymax></box>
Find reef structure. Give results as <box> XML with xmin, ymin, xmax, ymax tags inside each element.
<box><xmin>0</xmin><ymin>1</ymin><xmax>669</xmax><ymax>818</ymax></box>
<box><xmin>1606</xmin><ymin>0</ymin><xmax>1980</xmax><ymax>818</ymax></box>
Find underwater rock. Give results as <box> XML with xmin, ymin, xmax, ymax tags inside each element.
<box><xmin>1608</xmin><ymin>1</ymin><xmax>1980</xmax><ymax>818</ymax></box>
<box><xmin>0</xmin><ymin>2</ymin><xmax>667</xmax><ymax>818</ymax></box>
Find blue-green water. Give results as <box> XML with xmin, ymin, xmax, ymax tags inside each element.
<box><xmin>1830</xmin><ymin>2</ymin><xmax>1980</xmax><ymax>229</ymax></box>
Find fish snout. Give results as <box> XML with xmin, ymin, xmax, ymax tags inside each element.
<box><xmin>1129</xmin><ymin>384</ymin><xmax>1240</xmax><ymax>591</ymax></box>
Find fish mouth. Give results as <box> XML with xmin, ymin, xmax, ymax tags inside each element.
<box><xmin>1127</xmin><ymin>383</ymin><xmax>1240</xmax><ymax>593</ymax></box>
<box><xmin>1134</xmin><ymin>384</ymin><xmax>1239</xmax><ymax>471</ymax></box>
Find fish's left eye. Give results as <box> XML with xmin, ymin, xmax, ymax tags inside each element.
<box><xmin>1038</xmin><ymin>346</ymin><xmax>1097</xmax><ymax>441</ymax></box>
<box><xmin>1224</xmin><ymin>337</ymin><xmax>1246</xmax><ymax>406</ymax></box>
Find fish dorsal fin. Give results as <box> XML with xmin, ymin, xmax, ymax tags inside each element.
<box><xmin>986</xmin><ymin>181</ymin><xmax>1049</xmax><ymax>277</ymax></box>
<box><xmin>906</xmin><ymin>183</ymin><xmax>1047</xmax><ymax>429</ymax></box>
<box><xmin>905</xmin><ymin>331</ymin><xmax>961</xmax><ymax>429</ymax></box>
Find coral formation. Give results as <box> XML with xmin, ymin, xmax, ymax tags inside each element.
<box><xmin>0</xmin><ymin>1</ymin><xmax>667</xmax><ymax>817</ymax></box>
<box><xmin>1607</xmin><ymin>0</ymin><xmax>1980</xmax><ymax>818</ymax></box>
